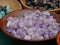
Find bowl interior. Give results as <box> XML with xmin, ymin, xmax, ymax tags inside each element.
<box><xmin>1</xmin><ymin>9</ymin><xmax>60</xmax><ymax>41</ymax></box>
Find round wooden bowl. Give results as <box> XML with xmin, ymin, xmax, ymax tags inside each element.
<box><xmin>0</xmin><ymin>9</ymin><xmax>60</xmax><ymax>41</ymax></box>
<box><xmin>57</xmin><ymin>33</ymin><xmax>60</xmax><ymax>45</ymax></box>
<box><xmin>20</xmin><ymin>0</ymin><xmax>60</xmax><ymax>12</ymax></box>
<box><xmin>0</xmin><ymin>0</ymin><xmax>22</xmax><ymax>11</ymax></box>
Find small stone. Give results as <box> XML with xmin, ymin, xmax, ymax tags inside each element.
<box><xmin>2</xmin><ymin>6</ymin><xmax>6</xmax><ymax>12</ymax></box>
<box><xmin>24</xmin><ymin>35</ymin><xmax>31</xmax><ymax>40</ymax></box>
<box><xmin>0</xmin><ymin>11</ymin><xmax>5</xmax><ymax>18</ymax></box>
<box><xmin>6</xmin><ymin>5</ymin><xmax>12</xmax><ymax>14</ymax></box>
<box><xmin>39</xmin><ymin>36</ymin><xmax>44</xmax><ymax>40</ymax></box>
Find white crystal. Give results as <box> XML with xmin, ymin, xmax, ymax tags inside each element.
<box><xmin>24</xmin><ymin>35</ymin><xmax>31</xmax><ymax>40</ymax></box>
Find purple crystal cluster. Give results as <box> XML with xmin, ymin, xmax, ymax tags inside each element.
<box><xmin>7</xmin><ymin>10</ymin><xmax>60</xmax><ymax>40</ymax></box>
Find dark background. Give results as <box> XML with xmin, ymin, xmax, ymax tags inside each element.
<box><xmin>0</xmin><ymin>0</ymin><xmax>58</xmax><ymax>45</ymax></box>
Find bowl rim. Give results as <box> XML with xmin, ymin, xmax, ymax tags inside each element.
<box><xmin>15</xmin><ymin>0</ymin><xmax>22</xmax><ymax>9</ymax></box>
<box><xmin>20</xmin><ymin>0</ymin><xmax>32</xmax><ymax>9</ymax></box>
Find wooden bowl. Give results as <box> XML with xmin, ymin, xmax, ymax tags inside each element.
<box><xmin>57</xmin><ymin>33</ymin><xmax>60</xmax><ymax>45</ymax></box>
<box><xmin>0</xmin><ymin>0</ymin><xmax>22</xmax><ymax>11</ymax></box>
<box><xmin>0</xmin><ymin>9</ymin><xmax>60</xmax><ymax>41</ymax></box>
<box><xmin>20</xmin><ymin>0</ymin><xmax>60</xmax><ymax>12</ymax></box>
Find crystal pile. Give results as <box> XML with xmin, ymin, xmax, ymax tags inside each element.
<box><xmin>7</xmin><ymin>10</ymin><xmax>60</xmax><ymax>40</ymax></box>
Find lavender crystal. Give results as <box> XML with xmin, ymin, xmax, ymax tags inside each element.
<box><xmin>7</xmin><ymin>10</ymin><xmax>60</xmax><ymax>40</ymax></box>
